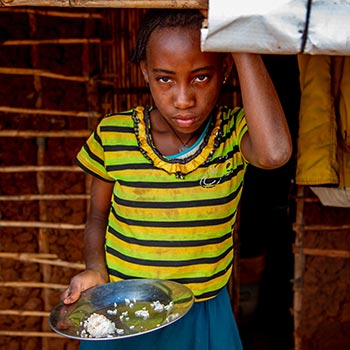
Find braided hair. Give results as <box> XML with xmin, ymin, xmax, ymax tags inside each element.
<box><xmin>131</xmin><ymin>9</ymin><xmax>205</xmax><ymax>64</ymax></box>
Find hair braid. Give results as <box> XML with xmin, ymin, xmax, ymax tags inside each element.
<box><xmin>131</xmin><ymin>9</ymin><xmax>205</xmax><ymax>64</ymax></box>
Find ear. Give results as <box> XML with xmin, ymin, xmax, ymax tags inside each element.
<box><xmin>222</xmin><ymin>54</ymin><xmax>233</xmax><ymax>82</ymax></box>
<box><xmin>140</xmin><ymin>61</ymin><xmax>149</xmax><ymax>84</ymax></box>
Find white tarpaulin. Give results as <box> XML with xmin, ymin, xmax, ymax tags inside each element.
<box><xmin>201</xmin><ymin>0</ymin><xmax>350</xmax><ymax>54</ymax></box>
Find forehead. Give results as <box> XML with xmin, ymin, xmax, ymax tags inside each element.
<box><xmin>146</xmin><ymin>27</ymin><xmax>222</xmax><ymax>67</ymax></box>
<box><xmin>148</xmin><ymin>27</ymin><xmax>199</xmax><ymax>51</ymax></box>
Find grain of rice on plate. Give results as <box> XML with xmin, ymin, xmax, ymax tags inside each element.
<box><xmin>79</xmin><ymin>299</ymin><xmax>177</xmax><ymax>338</ymax></box>
<box><xmin>81</xmin><ymin>313</ymin><xmax>120</xmax><ymax>338</ymax></box>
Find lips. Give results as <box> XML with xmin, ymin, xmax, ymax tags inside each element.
<box><xmin>173</xmin><ymin>115</ymin><xmax>198</xmax><ymax>128</ymax></box>
<box><xmin>175</xmin><ymin>118</ymin><xmax>196</xmax><ymax>128</ymax></box>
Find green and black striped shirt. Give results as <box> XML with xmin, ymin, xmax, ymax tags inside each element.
<box><xmin>76</xmin><ymin>106</ymin><xmax>248</xmax><ymax>301</ymax></box>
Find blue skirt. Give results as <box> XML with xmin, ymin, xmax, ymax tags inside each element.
<box><xmin>79</xmin><ymin>287</ymin><xmax>242</xmax><ymax>350</ymax></box>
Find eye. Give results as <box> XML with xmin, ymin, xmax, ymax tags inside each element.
<box><xmin>157</xmin><ymin>76</ymin><xmax>172</xmax><ymax>84</ymax></box>
<box><xmin>194</xmin><ymin>74</ymin><xmax>209</xmax><ymax>83</ymax></box>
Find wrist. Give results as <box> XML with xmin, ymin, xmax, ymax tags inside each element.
<box><xmin>86</xmin><ymin>265</ymin><xmax>109</xmax><ymax>283</ymax></box>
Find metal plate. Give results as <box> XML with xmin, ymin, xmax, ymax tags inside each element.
<box><xmin>49</xmin><ymin>279</ymin><xmax>194</xmax><ymax>341</ymax></box>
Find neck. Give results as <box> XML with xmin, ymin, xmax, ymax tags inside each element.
<box><xmin>148</xmin><ymin>109</ymin><xmax>207</xmax><ymax>155</ymax></box>
<box><xmin>161</xmin><ymin>116</ymin><xmax>196</xmax><ymax>152</ymax></box>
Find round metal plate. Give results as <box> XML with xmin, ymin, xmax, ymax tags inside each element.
<box><xmin>49</xmin><ymin>279</ymin><xmax>194</xmax><ymax>341</ymax></box>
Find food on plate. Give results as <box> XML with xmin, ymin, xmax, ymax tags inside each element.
<box><xmin>79</xmin><ymin>299</ymin><xmax>180</xmax><ymax>338</ymax></box>
<box><xmin>81</xmin><ymin>313</ymin><xmax>117</xmax><ymax>338</ymax></box>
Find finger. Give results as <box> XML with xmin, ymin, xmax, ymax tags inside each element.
<box><xmin>63</xmin><ymin>288</ymin><xmax>80</xmax><ymax>305</ymax></box>
<box><xmin>60</xmin><ymin>287</ymin><xmax>70</xmax><ymax>301</ymax></box>
<box><xmin>62</xmin><ymin>280</ymin><xmax>81</xmax><ymax>304</ymax></box>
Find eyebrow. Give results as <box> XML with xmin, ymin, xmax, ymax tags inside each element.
<box><xmin>152</xmin><ymin>65</ymin><xmax>215</xmax><ymax>75</ymax></box>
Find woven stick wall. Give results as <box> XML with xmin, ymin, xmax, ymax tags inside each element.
<box><xmin>293</xmin><ymin>186</ymin><xmax>350</xmax><ymax>350</ymax></box>
<box><xmin>0</xmin><ymin>5</ymin><xmax>241</xmax><ymax>350</ymax></box>
<box><xmin>0</xmin><ymin>7</ymin><xmax>151</xmax><ymax>349</ymax></box>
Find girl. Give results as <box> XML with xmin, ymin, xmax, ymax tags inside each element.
<box><xmin>62</xmin><ymin>9</ymin><xmax>292</xmax><ymax>350</ymax></box>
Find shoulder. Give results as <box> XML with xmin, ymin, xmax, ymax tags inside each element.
<box><xmin>216</xmin><ymin>106</ymin><xmax>246</xmax><ymax>133</ymax></box>
<box><xmin>94</xmin><ymin>107</ymin><xmax>149</xmax><ymax>134</ymax></box>
<box><xmin>98</xmin><ymin>108</ymin><xmax>139</xmax><ymax>127</ymax></box>
<box><xmin>218</xmin><ymin>106</ymin><xmax>244</xmax><ymax>121</ymax></box>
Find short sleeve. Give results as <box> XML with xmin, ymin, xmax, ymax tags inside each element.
<box><xmin>234</xmin><ymin>108</ymin><xmax>248</xmax><ymax>145</ymax></box>
<box><xmin>75</xmin><ymin>124</ymin><xmax>115</xmax><ymax>182</ymax></box>
<box><xmin>233</xmin><ymin>108</ymin><xmax>249</xmax><ymax>164</ymax></box>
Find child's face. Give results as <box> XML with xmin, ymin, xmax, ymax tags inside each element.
<box><xmin>140</xmin><ymin>27</ymin><xmax>226</xmax><ymax>134</ymax></box>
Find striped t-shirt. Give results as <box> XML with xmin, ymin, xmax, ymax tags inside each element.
<box><xmin>76</xmin><ymin>106</ymin><xmax>248</xmax><ymax>301</ymax></box>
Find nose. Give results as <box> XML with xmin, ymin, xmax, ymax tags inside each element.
<box><xmin>173</xmin><ymin>83</ymin><xmax>195</xmax><ymax>109</ymax></box>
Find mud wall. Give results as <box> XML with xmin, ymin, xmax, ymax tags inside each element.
<box><xmin>294</xmin><ymin>187</ymin><xmax>350</xmax><ymax>350</ymax></box>
<box><xmin>0</xmin><ymin>7</ymin><xmax>148</xmax><ymax>349</ymax></box>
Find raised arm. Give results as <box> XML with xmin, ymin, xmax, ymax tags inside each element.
<box><xmin>62</xmin><ymin>176</ymin><xmax>114</xmax><ymax>304</ymax></box>
<box><xmin>233</xmin><ymin>53</ymin><xmax>292</xmax><ymax>169</ymax></box>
